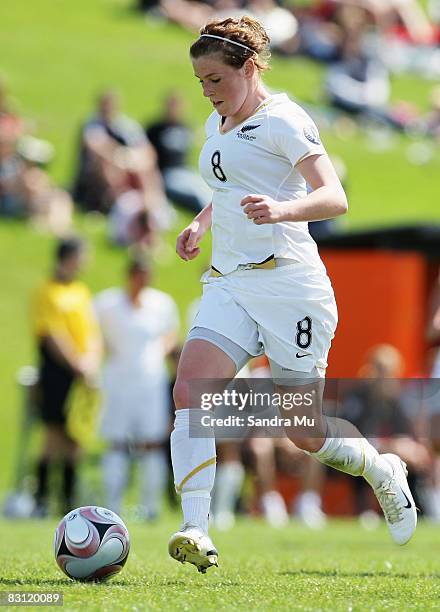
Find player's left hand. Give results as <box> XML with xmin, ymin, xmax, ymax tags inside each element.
<box><xmin>240</xmin><ymin>194</ymin><xmax>289</xmax><ymax>224</ymax></box>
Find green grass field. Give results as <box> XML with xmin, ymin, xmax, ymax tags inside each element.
<box><xmin>1</xmin><ymin>517</ymin><xmax>439</xmax><ymax>610</ymax></box>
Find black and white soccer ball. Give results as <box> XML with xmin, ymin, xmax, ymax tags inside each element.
<box><xmin>54</xmin><ymin>506</ymin><xmax>130</xmax><ymax>582</ymax></box>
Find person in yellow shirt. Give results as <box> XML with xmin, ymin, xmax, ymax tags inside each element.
<box><xmin>31</xmin><ymin>237</ymin><xmax>101</xmax><ymax>516</ymax></box>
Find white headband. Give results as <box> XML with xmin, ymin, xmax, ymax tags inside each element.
<box><xmin>199</xmin><ymin>34</ymin><xmax>256</xmax><ymax>54</ymax></box>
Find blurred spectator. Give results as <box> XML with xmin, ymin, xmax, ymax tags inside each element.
<box><xmin>243</xmin><ymin>1</ymin><xmax>299</xmax><ymax>54</ymax></box>
<box><xmin>212</xmin><ymin>441</ymin><xmax>246</xmax><ymax>530</ymax></box>
<box><xmin>303</xmin><ymin>0</ymin><xmax>434</xmax><ymax>44</ymax></box>
<box><xmin>208</xmin><ymin>349</ymin><xmax>329</xmax><ymax>529</ymax></box>
<box><xmin>156</xmin><ymin>0</ymin><xmax>437</xmax><ymax>77</ymax></box>
<box><xmin>323</xmin><ymin>8</ymin><xmax>420</xmax><ymax>131</ymax></box>
<box><xmin>159</xmin><ymin>0</ymin><xmax>244</xmax><ymax>32</ymax></box>
<box><xmin>244</xmin><ymin>435</ymin><xmax>327</xmax><ymax>530</ymax></box>
<box><xmin>293</xmin><ymin>1</ymin><xmax>439</xmax><ymax>77</ymax></box>
<box><xmin>247</xmin><ymin>357</ymin><xmax>327</xmax><ymax>529</ymax></box>
<box><xmin>159</xmin><ymin>0</ymin><xmax>299</xmax><ymax>54</ymax></box>
<box><xmin>324</xmin><ymin>11</ymin><xmax>391</xmax><ymax>117</ymax></box>
<box><xmin>0</xmin><ymin>114</ymin><xmax>73</xmax><ymax>233</ymax></box>
<box><xmin>95</xmin><ymin>255</ymin><xmax>179</xmax><ymax>520</ymax></box>
<box><xmin>341</xmin><ymin>344</ymin><xmax>431</xmax><ymax>517</ymax></box>
<box><xmin>242</xmin><ymin>357</ymin><xmax>289</xmax><ymax>528</ymax></box>
<box><xmin>72</xmin><ymin>90</ymin><xmax>171</xmax><ymax>238</ymax></box>
<box><xmin>73</xmin><ymin>89</ymin><xmax>146</xmax><ymax>213</ymax></box>
<box><xmin>18</xmin><ymin>137</ymin><xmax>73</xmax><ymax>234</ymax></box>
<box><xmin>31</xmin><ymin>237</ymin><xmax>101</xmax><ymax>516</ymax></box>
<box><xmin>245</xmin><ymin>437</ymin><xmax>290</xmax><ymax>527</ymax></box>
<box><xmin>0</xmin><ymin>114</ymin><xmax>24</xmax><ymax>217</ymax></box>
<box><xmin>108</xmin><ymin>191</ymin><xmax>158</xmax><ymax>248</ymax></box>
<box><xmin>418</xmin><ymin>85</ymin><xmax>440</xmax><ymax>141</ymax></box>
<box><xmin>0</xmin><ymin>79</ymin><xmax>72</xmax><ymax>232</ymax></box>
<box><xmin>294</xmin><ymin>1</ymin><xmax>346</xmax><ymax>63</ymax></box>
<box><xmin>359</xmin><ymin>0</ymin><xmax>440</xmax><ymax>79</ymax></box>
<box><xmin>146</xmin><ymin>92</ymin><xmax>212</xmax><ymax>214</ymax></box>
<box><xmin>291</xmin><ymin>451</ymin><xmax>327</xmax><ymax>529</ymax></box>
<box><xmin>352</xmin><ymin>0</ymin><xmax>434</xmax><ymax>43</ymax></box>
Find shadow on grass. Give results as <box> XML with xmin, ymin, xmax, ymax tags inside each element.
<box><xmin>279</xmin><ymin>570</ymin><xmax>440</xmax><ymax>579</ymax></box>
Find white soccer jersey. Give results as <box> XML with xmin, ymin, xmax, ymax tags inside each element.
<box><xmin>94</xmin><ymin>287</ymin><xmax>179</xmax><ymax>378</ymax></box>
<box><xmin>199</xmin><ymin>93</ymin><xmax>327</xmax><ymax>275</ymax></box>
<box><xmin>94</xmin><ymin>287</ymin><xmax>179</xmax><ymax>442</ymax></box>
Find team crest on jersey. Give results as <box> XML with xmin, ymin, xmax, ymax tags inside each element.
<box><xmin>303</xmin><ymin>124</ymin><xmax>321</xmax><ymax>145</ymax></box>
<box><xmin>237</xmin><ymin>124</ymin><xmax>260</xmax><ymax>141</ymax></box>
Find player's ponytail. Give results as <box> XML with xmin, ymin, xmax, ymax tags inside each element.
<box><xmin>190</xmin><ymin>16</ymin><xmax>271</xmax><ymax>73</ymax></box>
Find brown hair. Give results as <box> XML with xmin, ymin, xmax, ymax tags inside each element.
<box><xmin>190</xmin><ymin>16</ymin><xmax>271</xmax><ymax>73</ymax></box>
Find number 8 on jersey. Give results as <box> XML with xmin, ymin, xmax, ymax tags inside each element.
<box><xmin>211</xmin><ymin>150</ymin><xmax>227</xmax><ymax>182</ymax></box>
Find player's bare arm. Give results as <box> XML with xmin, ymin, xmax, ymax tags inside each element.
<box><xmin>176</xmin><ymin>202</ymin><xmax>212</xmax><ymax>261</ymax></box>
<box><xmin>241</xmin><ymin>154</ymin><xmax>347</xmax><ymax>225</ymax></box>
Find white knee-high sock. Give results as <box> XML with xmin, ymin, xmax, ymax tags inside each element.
<box><xmin>102</xmin><ymin>449</ymin><xmax>130</xmax><ymax>515</ymax></box>
<box><xmin>212</xmin><ymin>461</ymin><xmax>245</xmax><ymax>520</ymax></box>
<box><xmin>171</xmin><ymin>409</ymin><xmax>216</xmax><ymax>533</ymax></box>
<box><xmin>139</xmin><ymin>448</ymin><xmax>168</xmax><ymax>519</ymax></box>
<box><xmin>312</xmin><ymin>417</ymin><xmax>393</xmax><ymax>487</ymax></box>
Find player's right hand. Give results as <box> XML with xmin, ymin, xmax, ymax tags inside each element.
<box><xmin>176</xmin><ymin>221</ymin><xmax>203</xmax><ymax>261</ymax></box>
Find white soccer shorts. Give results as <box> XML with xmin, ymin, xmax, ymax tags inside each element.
<box><xmin>99</xmin><ymin>375</ymin><xmax>170</xmax><ymax>443</ymax></box>
<box><xmin>191</xmin><ymin>262</ymin><xmax>338</xmax><ymax>376</ymax></box>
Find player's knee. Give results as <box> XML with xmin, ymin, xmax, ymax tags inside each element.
<box><xmin>286</xmin><ymin>434</ymin><xmax>323</xmax><ymax>453</ymax></box>
<box><xmin>172</xmin><ymin>377</ymin><xmax>190</xmax><ymax>410</ymax></box>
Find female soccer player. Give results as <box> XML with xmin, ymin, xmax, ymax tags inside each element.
<box><xmin>168</xmin><ymin>16</ymin><xmax>417</xmax><ymax>573</ymax></box>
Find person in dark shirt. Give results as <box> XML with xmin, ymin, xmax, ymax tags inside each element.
<box><xmin>73</xmin><ymin>90</ymin><xmax>162</xmax><ymax>214</ymax></box>
<box><xmin>146</xmin><ymin>92</ymin><xmax>212</xmax><ymax>214</ymax></box>
<box><xmin>31</xmin><ymin>237</ymin><xmax>101</xmax><ymax>515</ymax></box>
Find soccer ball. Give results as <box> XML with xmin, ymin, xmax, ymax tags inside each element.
<box><xmin>54</xmin><ymin>506</ymin><xmax>130</xmax><ymax>582</ymax></box>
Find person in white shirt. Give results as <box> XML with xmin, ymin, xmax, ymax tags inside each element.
<box><xmin>168</xmin><ymin>15</ymin><xmax>417</xmax><ymax>573</ymax></box>
<box><xmin>95</xmin><ymin>256</ymin><xmax>179</xmax><ymax>519</ymax></box>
